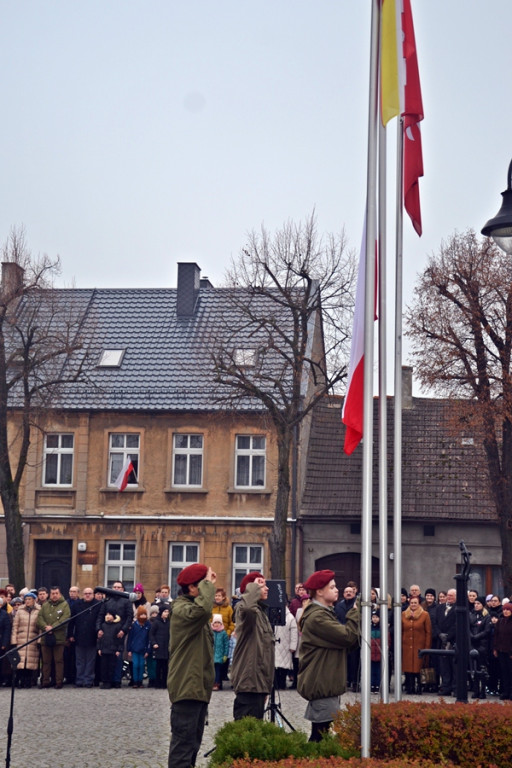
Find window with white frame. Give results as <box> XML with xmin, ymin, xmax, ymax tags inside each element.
<box><xmin>235</xmin><ymin>435</ymin><xmax>266</xmax><ymax>488</ymax></box>
<box><xmin>108</xmin><ymin>433</ymin><xmax>140</xmax><ymax>487</ymax></box>
<box><xmin>43</xmin><ymin>433</ymin><xmax>74</xmax><ymax>486</ymax></box>
<box><xmin>172</xmin><ymin>434</ymin><xmax>203</xmax><ymax>487</ymax></box>
<box><xmin>169</xmin><ymin>542</ymin><xmax>200</xmax><ymax>599</ymax></box>
<box><xmin>232</xmin><ymin>544</ymin><xmax>264</xmax><ymax>591</ymax></box>
<box><xmin>105</xmin><ymin>541</ymin><xmax>136</xmax><ymax>589</ymax></box>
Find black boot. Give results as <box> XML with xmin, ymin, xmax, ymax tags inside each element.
<box><xmin>415</xmin><ymin>674</ymin><xmax>422</xmax><ymax>695</ymax></box>
<box><xmin>404</xmin><ymin>673</ymin><xmax>413</xmax><ymax>694</ymax></box>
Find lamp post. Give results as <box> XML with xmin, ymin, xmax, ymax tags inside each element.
<box><xmin>481</xmin><ymin>159</ymin><xmax>512</xmax><ymax>254</ymax></box>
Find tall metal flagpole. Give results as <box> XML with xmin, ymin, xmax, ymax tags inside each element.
<box><xmin>361</xmin><ymin>0</ymin><xmax>380</xmax><ymax>756</ymax></box>
<box><xmin>393</xmin><ymin>117</ymin><xmax>404</xmax><ymax>702</ymax></box>
<box><xmin>378</xmin><ymin>117</ymin><xmax>389</xmax><ymax>704</ymax></box>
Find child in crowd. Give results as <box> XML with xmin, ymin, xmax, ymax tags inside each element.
<box><xmin>370</xmin><ymin>611</ymin><xmax>383</xmax><ymax>693</ymax></box>
<box><xmin>149</xmin><ymin>605</ymin><xmax>170</xmax><ymax>689</ymax></box>
<box><xmin>211</xmin><ymin>613</ymin><xmax>229</xmax><ymax>691</ymax></box>
<box><xmin>127</xmin><ymin>606</ymin><xmax>151</xmax><ymax>688</ymax></box>
<box><xmin>97</xmin><ymin>609</ymin><xmax>124</xmax><ymax>689</ymax></box>
<box><xmin>146</xmin><ymin>605</ymin><xmax>160</xmax><ymax>687</ymax></box>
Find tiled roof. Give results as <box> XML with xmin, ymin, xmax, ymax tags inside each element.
<box><xmin>8</xmin><ymin>285</ymin><xmax>296</xmax><ymax>413</ymax></box>
<box><xmin>301</xmin><ymin>394</ymin><xmax>496</xmax><ymax>522</ymax></box>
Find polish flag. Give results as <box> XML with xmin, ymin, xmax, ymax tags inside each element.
<box><xmin>342</xmin><ymin>227</ymin><xmax>377</xmax><ymax>455</ymax></box>
<box><xmin>402</xmin><ymin>0</ymin><xmax>423</xmax><ymax>236</ymax></box>
<box><xmin>114</xmin><ymin>458</ymin><xmax>135</xmax><ymax>491</ymax></box>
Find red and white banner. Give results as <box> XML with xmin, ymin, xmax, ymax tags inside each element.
<box><xmin>402</xmin><ymin>0</ymin><xmax>423</xmax><ymax>236</ymax></box>
<box><xmin>114</xmin><ymin>458</ymin><xmax>135</xmax><ymax>491</ymax></box>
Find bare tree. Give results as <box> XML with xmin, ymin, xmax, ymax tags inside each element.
<box><xmin>406</xmin><ymin>229</ymin><xmax>512</xmax><ymax>589</ymax></box>
<box><xmin>0</xmin><ymin>226</ymin><xmax>91</xmax><ymax>589</ymax></box>
<box><xmin>210</xmin><ymin>213</ymin><xmax>355</xmax><ymax>579</ymax></box>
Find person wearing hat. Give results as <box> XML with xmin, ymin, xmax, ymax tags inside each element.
<box><xmin>10</xmin><ymin>591</ymin><xmax>40</xmax><ymax>688</ymax></box>
<box><xmin>297</xmin><ymin>569</ymin><xmax>360</xmax><ymax>742</ymax></box>
<box><xmin>167</xmin><ymin>563</ymin><xmax>217</xmax><ymax>768</ymax></box>
<box><xmin>230</xmin><ymin>571</ymin><xmax>275</xmax><ymax>721</ymax></box>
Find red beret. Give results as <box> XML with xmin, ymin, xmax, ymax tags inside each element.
<box><xmin>176</xmin><ymin>563</ymin><xmax>208</xmax><ymax>587</ymax></box>
<box><xmin>303</xmin><ymin>570</ymin><xmax>335</xmax><ymax>592</ymax></box>
<box><xmin>240</xmin><ymin>571</ymin><xmax>264</xmax><ymax>594</ymax></box>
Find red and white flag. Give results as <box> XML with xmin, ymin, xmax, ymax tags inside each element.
<box><xmin>342</xmin><ymin>227</ymin><xmax>378</xmax><ymax>455</ymax></box>
<box><xmin>114</xmin><ymin>458</ymin><xmax>135</xmax><ymax>491</ymax></box>
<box><xmin>402</xmin><ymin>0</ymin><xmax>423</xmax><ymax>236</ymax></box>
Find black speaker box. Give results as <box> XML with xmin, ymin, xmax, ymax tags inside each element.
<box><xmin>266</xmin><ymin>579</ymin><xmax>287</xmax><ymax>626</ymax></box>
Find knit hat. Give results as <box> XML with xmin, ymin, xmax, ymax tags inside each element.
<box><xmin>240</xmin><ymin>572</ymin><xmax>264</xmax><ymax>594</ymax></box>
<box><xmin>303</xmin><ymin>570</ymin><xmax>335</xmax><ymax>592</ymax></box>
<box><xmin>486</xmin><ymin>594</ymin><xmax>493</xmax><ymax>602</ymax></box>
<box><xmin>425</xmin><ymin>588</ymin><xmax>436</xmax><ymax>598</ymax></box>
<box><xmin>176</xmin><ymin>563</ymin><xmax>208</xmax><ymax>587</ymax></box>
<box><xmin>150</xmin><ymin>605</ymin><xmax>160</xmax><ymax>615</ymax></box>
<box><xmin>24</xmin><ymin>592</ymin><xmax>37</xmax><ymax>601</ymax></box>
<box><xmin>135</xmin><ymin>583</ymin><xmax>144</xmax><ymax>593</ymax></box>
<box><xmin>11</xmin><ymin>597</ymin><xmax>22</xmax><ymax>605</ymax></box>
<box><xmin>212</xmin><ymin>613</ymin><xmax>223</xmax><ymax>624</ymax></box>
<box><xmin>502</xmin><ymin>602</ymin><xmax>512</xmax><ymax>613</ymax></box>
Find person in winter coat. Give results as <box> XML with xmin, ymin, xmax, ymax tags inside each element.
<box><xmin>95</xmin><ymin>580</ymin><xmax>134</xmax><ymax>688</ymax></box>
<box><xmin>298</xmin><ymin>569</ymin><xmax>360</xmax><ymax>742</ymax></box>
<box><xmin>211</xmin><ymin>613</ymin><xmax>229</xmax><ymax>691</ymax></box>
<box><xmin>149</xmin><ymin>604</ymin><xmax>170</xmax><ymax>689</ymax></box>
<box><xmin>401</xmin><ymin>596</ymin><xmax>431</xmax><ymax>694</ymax></box>
<box><xmin>230</xmin><ymin>572</ymin><xmax>275</xmax><ymax>721</ymax></box>
<box><xmin>167</xmin><ymin>563</ymin><xmax>216</xmax><ymax>768</ymax></box>
<box><xmin>274</xmin><ymin>606</ymin><xmax>298</xmax><ymax>690</ymax></box>
<box><xmin>127</xmin><ymin>606</ymin><xmax>151</xmax><ymax>687</ymax></box>
<box><xmin>370</xmin><ymin>611</ymin><xmax>384</xmax><ymax>693</ymax></box>
<box><xmin>68</xmin><ymin>587</ymin><xmax>100</xmax><ymax>687</ymax></box>
<box><xmin>11</xmin><ymin>592</ymin><xmax>40</xmax><ymax>687</ymax></box>
<box><xmin>212</xmin><ymin>588</ymin><xmax>235</xmax><ymax>683</ymax></box>
<box><xmin>97</xmin><ymin>609</ymin><xmax>124</xmax><ymax>689</ymax></box>
<box><xmin>493</xmin><ymin>600</ymin><xmax>512</xmax><ymax>700</ymax></box>
<box><xmin>469</xmin><ymin>596</ymin><xmax>491</xmax><ymax>699</ymax></box>
<box><xmin>36</xmin><ymin>586</ymin><xmax>71</xmax><ymax>689</ymax></box>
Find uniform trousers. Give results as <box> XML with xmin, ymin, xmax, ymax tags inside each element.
<box><xmin>233</xmin><ymin>691</ymin><xmax>267</xmax><ymax>720</ymax></box>
<box><xmin>169</xmin><ymin>699</ymin><xmax>208</xmax><ymax>768</ymax></box>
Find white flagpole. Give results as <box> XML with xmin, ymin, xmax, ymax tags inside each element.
<box><xmin>378</xmin><ymin>116</ymin><xmax>389</xmax><ymax>704</ymax></box>
<box><xmin>361</xmin><ymin>0</ymin><xmax>380</xmax><ymax>756</ymax></box>
<box><xmin>393</xmin><ymin>116</ymin><xmax>404</xmax><ymax>702</ymax></box>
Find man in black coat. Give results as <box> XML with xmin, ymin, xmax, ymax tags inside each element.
<box><xmin>432</xmin><ymin>588</ymin><xmax>457</xmax><ymax>695</ymax></box>
<box><xmin>335</xmin><ymin>583</ymin><xmax>359</xmax><ymax>691</ymax></box>
<box><xmin>68</xmin><ymin>587</ymin><xmax>101</xmax><ymax>687</ymax></box>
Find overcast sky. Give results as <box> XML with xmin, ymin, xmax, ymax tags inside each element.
<box><xmin>1</xmin><ymin>2</ymin><xmax>510</xmax><ymax>394</ymax></box>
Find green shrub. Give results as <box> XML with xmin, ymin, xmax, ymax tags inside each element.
<box><xmin>208</xmin><ymin>717</ymin><xmax>354</xmax><ymax>766</ymax></box>
<box><xmin>333</xmin><ymin>701</ymin><xmax>511</xmax><ymax>767</ymax></box>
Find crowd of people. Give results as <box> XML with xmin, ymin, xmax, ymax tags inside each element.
<box><xmin>325</xmin><ymin>581</ymin><xmax>512</xmax><ymax>701</ymax></box>
<box><xmin>0</xmin><ymin>581</ymin><xmax>172</xmax><ymax>690</ymax></box>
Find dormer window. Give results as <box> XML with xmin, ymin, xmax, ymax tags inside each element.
<box><xmin>97</xmin><ymin>349</ymin><xmax>125</xmax><ymax>368</ymax></box>
<box><xmin>234</xmin><ymin>348</ymin><xmax>257</xmax><ymax>367</ymax></box>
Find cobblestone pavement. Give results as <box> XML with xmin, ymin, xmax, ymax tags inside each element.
<box><xmin>0</xmin><ymin>682</ymin><xmax>497</xmax><ymax>768</ymax></box>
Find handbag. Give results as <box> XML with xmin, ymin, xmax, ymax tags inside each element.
<box><xmin>420</xmin><ymin>666</ymin><xmax>436</xmax><ymax>686</ymax></box>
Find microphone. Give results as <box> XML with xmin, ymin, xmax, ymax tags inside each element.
<box><xmin>94</xmin><ymin>586</ymin><xmax>138</xmax><ymax>602</ymax></box>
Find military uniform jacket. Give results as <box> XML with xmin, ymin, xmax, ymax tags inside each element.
<box><xmin>298</xmin><ymin>601</ymin><xmax>359</xmax><ymax>701</ymax></box>
<box><xmin>167</xmin><ymin>579</ymin><xmax>215</xmax><ymax>704</ymax></box>
<box><xmin>36</xmin><ymin>596</ymin><xmax>71</xmax><ymax>645</ymax></box>
<box><xmin>230</xmin><ymin>582</ymin><xmax>275</xmax><ymax>695</ymax></box>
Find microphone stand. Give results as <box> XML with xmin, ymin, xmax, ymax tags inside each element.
<box><xmin>0</xmin><ymin>599</ymin><xmax>104</xmax><ymax>768</ymax></box>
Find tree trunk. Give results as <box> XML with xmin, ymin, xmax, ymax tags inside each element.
<box><xmin>1</xmin><ymin>484</ymin><xmax>25</xmax><ymax>591</ymax></box>
<box><xmin>269</xmin><ymin>428</ymin><xmax>291</xmax><ymax>580</ymax></box>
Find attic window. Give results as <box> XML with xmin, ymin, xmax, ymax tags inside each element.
<box><xmin>97</xmin><ymin>349</ymin><xmax>125</xmax><ymax>368</ymax></box>
<box><xmin>233</xmin><ymin>348</ymin><xmax>257</xmax><ymax>367</ymax></box>
<box><xmin>461</xmin><ymin>437</ymin><xmax>474</xmax><ymax>446</ymax></box>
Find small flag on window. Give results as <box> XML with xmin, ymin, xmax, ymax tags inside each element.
<box><xmin>114</xmin><ymin>458</ymin><xmax>135</xmax><ymax>491</ymax></box>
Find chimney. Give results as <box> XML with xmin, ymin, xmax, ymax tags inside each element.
<box><xmin>176</xmin><ymin>262</ymin><xmax>201</xmax><ymax>318</ymax></box>
<box><xmin>402</xmin><ymin>365</ymin><xmax>413</xmax><ymax>409</ymax></box>
<box><xmin>1</xmin><ymin>262</ymin><xmax>25</xmax><ymax>300</ymax></box>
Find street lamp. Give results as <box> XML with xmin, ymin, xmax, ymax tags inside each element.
<box><xmin>481</xmin><ymin>159</ymin><xmax>512</xmax><ymax>255</ymax></box>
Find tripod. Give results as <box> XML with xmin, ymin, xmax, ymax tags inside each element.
<box><xmin>264</xmin><ymin>680</ymin><xmax>295</xmax><ymax>731</ymax></box>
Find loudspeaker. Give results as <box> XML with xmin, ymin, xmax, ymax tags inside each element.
<box><xmin>266</xmin><ymin>579</ymin><xmax>287</xmax><ymax>626</ymax></box>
